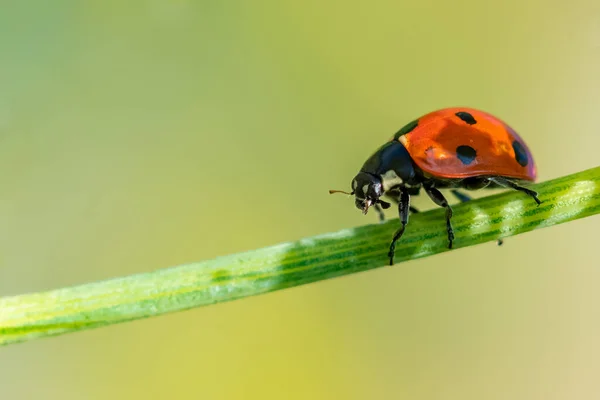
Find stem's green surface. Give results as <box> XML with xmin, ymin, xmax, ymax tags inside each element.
<box><xmin>1</xmin><ymin>167</ymin><xmax>599</xmax><ymax>347</ymax></box>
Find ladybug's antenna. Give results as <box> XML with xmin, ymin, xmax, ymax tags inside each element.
<box><xmin>328</xmin><ymin>189</ymin><xmax>354</xmax><ymax>195</ymax></box>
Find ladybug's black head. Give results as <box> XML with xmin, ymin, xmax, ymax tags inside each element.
<box><xmin>329</xmin><ymin>141</ymin><xmax>416</xmax><ymax>215</ymax></box>
<box><xmin>351</xmin><ymin>172</ymin><xmax>391</xmax><ymax>215</ymax></box>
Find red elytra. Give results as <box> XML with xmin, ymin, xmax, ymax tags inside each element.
<box><xmin>395</xmin><ymin>107</ymin><xmax>536</xmax><ymax>181</ymax></box>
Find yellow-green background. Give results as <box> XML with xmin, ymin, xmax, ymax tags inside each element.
<box><xmin>1</xmin><ymin>1</ymin><xmax>599</xmax><ymax>399</ymax></box>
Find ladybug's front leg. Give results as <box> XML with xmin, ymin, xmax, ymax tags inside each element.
<box><xmin>424</xmin><ymin>186</ymin><xmax>455</xmax><ymax>249</ymax></box>
<box><xmin>387</xmin><ymin>188</ymin><xmax>410</xmax><ymax>265</ymax></box>
<box><xmin>383</xmin><ymin>189</ymin><xmax>420</xmax><ymax>214</ymax></box>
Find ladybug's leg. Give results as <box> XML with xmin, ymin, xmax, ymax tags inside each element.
<box><xmin>488</xmin><ymin>177</ymin><xmax>542</xmax><ymax>205</ymax></box>
<box><xmin>451</xmin><ymin>189</ymin><xmax>503</xmax><ymax>245</ymax></box>
<box><xmin>424</xmin><ymin>186</ymin><xmax>454</xmax><ymax>249</ymax></box>
<box><xmin>450</xmin><ymin>189</ymin><xmax>472</xmax><ymax>203</ymax></box>
<box><xmin>384</xmin><ymin>199</ymin><xmax>420</xmax><ymax>214</ymax></box>
<box><xmin>384</xmin><ymin>189</ymin><xmax>420</xmax><ymax>213</ymax></box>
<box><xmin>387</xmin><ymin>188</ymin><xmax>410</xmax><ymax>266</ymax></box>
<box><xmin>406</xmin><ymin>187</ymin><xmax>420</xmax><ymax>213</ymax></box>
<box><xmin>373</xmin><ymin>204</ymin><xmax>386</xmax><ymax>222</ymax></box>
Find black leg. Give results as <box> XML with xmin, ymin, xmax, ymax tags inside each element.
<box><xmin>388</xmin><ymin>188</ymin><xmax>410</xmax><ymax>266</ymax></box>
<box><xmin>450</xmin><ymin>189</ymin><xmax>472</xmax><ymax>203</ymax></box>
<box><xmin>385</xmin><ymin>189</ymin><xmax>419</xmax><ymax>214</ymax></box>
<box><xmin>424</xmin><ymin>186</ymin><xmax>454</xmax><ymax>249</ymax></box>
<box><xmin>488</xmin><ymin>177</ymin><xmax>541</xmax><ymax>205</ymax></box>
<box><xmin>374</xmin><ymin>203</ymin><xmax>386</xmax><ymax>222</ymax></box>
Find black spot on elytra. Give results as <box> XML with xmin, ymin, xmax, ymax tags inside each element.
<box><xmin>455</xmin><ymin>111</ymin><xmax>477</xmax><ymax>125</ymax></box>
<box><xmin>456</xmin><ymin>145</ymin><xmax>477</xmax><ymax>165</ymax></box>
<box><xmin>512</xmin><ymin>140</ymin><xmax>528</xmax><ymax>167</ymax></box>
<box><xmin>393</xmin><ymin>119</ymin><xmax>419</xmax><ymax>140</ymax></box>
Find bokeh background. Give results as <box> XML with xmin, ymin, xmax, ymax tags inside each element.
<box><xmin>1</xmin><ymin>1</ymin><xmax>599</xmax><ymax>399</ymax></box>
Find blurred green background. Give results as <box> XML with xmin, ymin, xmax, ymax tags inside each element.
<box><xmin>1</xmin><ymin>1</ymin><xmax>599</xmax><ymax>399</ymax></box>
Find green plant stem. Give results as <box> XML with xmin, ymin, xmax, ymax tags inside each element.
<box><xmin>1</xmin><ymin>166</ymin><xmax>599</xmax><ymax>346</ymax></box>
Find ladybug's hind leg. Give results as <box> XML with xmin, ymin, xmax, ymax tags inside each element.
<box><xmin>424</xmin><ymin>186</ymin><xmax>454</xmax><ymax>249</ymax></box>
<box><xmin>388</xmin><ymin>188</ymin><xmax>411</xmax><ymax>266</ymax></box>
<box><xmin>488</xmin><ymin>177</ymin><xmax>542</xmax><ymax>205</ymax></box>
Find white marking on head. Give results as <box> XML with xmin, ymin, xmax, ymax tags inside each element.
<box><xmin>362</xmin><ymin>184</ymin><xmax>369</xmax><ymax>197</ymax></box>
<box><xmin>381</xmin><ymin>170</ymin><xmax>403</xmax><ymax>191</ymax></box>
<box><xmin>352</xmin><ymin>180</ymin><xmax>358</xmax><ymax>191</ymax></box>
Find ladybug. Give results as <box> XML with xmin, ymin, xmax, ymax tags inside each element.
<box><xmin>330</xmin><ymin>107</ymin><xmax>540</xmax><ymax>265</ymax></box>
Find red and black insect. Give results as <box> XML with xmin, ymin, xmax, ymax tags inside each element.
<box><xmin>330</xmin><ymin>107</ymin><xmax>540</xmax><ymax>265</ymax></box>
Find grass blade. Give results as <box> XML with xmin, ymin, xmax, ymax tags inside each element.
<box><xmin>1</xmin><ymin>166</ymin><xmax>599</xmax><ymax>346</ymax></box>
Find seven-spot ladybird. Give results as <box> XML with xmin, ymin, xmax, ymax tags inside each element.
<box><xmin>330</xmin><ymin>107</ymin><xmax>540</xmax><ymax>265</ymax></box>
